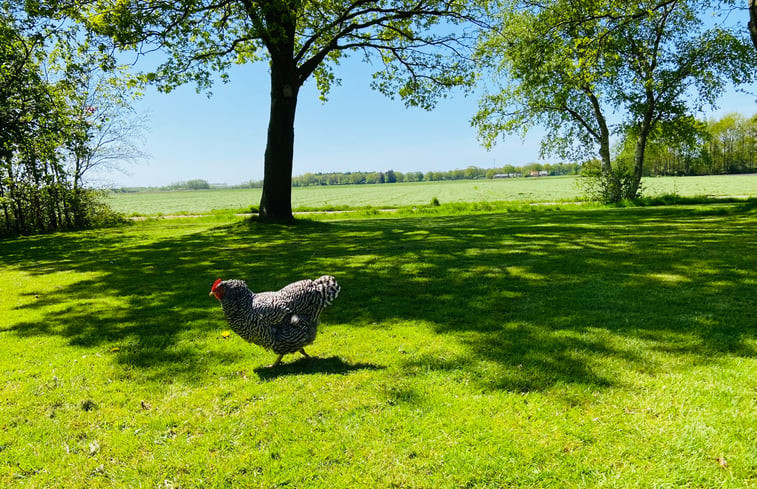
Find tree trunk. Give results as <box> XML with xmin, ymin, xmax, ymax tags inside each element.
<box><xmin>258</xmin><ymin>57</ymin><xmax>299</xmax><ymax>221</ymax></box>
<box><xmin>0</xmin><ymin>169</ymin><xmax>9</xmax><ymax>234</ymax></box>
<box><xmin>630</xmin><ymin>106</ymin><xmax>655</xmax><ymax>198</ymax></box>
<box><xmin>749</xmin><ymin>0</ymin><xmax>757</xmax><ymax>52</ymax></box>
<box><xmin>587</xmin><ymin>91</ymin><xmax>613</xmax><ymax>177</ymax></box>
<box><xmin>6</xmin><ymin>160</ymin><xmax>23</xmax><ymax>233</ymax></box>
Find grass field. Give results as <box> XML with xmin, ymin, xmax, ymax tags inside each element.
<box><xmin>106</xmin><ymin>174</ymin><xmax>757</xmax><ymax>216</ymax></box>
<box><xmin>1</xmin><ymin>202</ymin><xmax>756</xmax><ymax>488</ymax></box>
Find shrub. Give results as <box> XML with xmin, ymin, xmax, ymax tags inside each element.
<box><xmin>0</xmin><ymin>187</ymin><xmax>125</xmax><ymax>237</ymax></box>
<box><xmin>580</xmin><ymin>167</ymin><xmax>642</xmax><ymax>204</ymax></box>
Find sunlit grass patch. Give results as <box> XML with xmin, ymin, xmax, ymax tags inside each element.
<box><xmin>1</xmin><ymin>205</ymin><xmax>756</xmax><ymax>487</ymax></box>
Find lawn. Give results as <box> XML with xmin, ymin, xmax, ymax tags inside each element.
<box><xmin>1</xmin><ymin>203</ymin><xmax>756</xmax><ymax>488</ymax></box>
<box><xmin>106</xmin><ymin>173</ymin><xmax>757</xmax><ymax>216</ymax></box>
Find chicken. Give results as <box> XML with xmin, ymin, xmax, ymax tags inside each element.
<box><xmin>209</xmin><ymin>275</ymin><xmax>340</xmax><ymax>366</ymax></box>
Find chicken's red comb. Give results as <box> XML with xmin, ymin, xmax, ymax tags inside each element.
<box><xmin>211</xmin><ymin>278</ymin><xmax>222</xmax><ymax>290</ymax></box>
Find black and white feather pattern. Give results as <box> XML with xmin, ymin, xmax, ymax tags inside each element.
<box><xmin>216</xmin><ymin>276</ymin><xmax>340</xmax><ymax>355</ymax></box>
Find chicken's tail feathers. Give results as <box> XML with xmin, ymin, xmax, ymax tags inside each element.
<box><xmin>314</xmin><ymin>275</ymin><xmax>340</xmax><ymax>305</ymax></box>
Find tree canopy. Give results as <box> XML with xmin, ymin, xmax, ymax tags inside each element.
<box><xmin>1</xmin><ymin>3</ymin><xmax>143</xmax><ymax>235</ymax></box>
<box><xmin>474</xmin><ymin>0</ymin><xmax>757</xmax><ymax>202</ymax></box>
<box><xmin>52</xmin><ymin>0</ymin><xmax>484</xmax><ymax>220</ymax></box>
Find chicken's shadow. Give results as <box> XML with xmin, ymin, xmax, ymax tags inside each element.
<box><xmin>253</xmin><ymin>355</ymin><xmax>383</xmax><ymax>379</ymax></box>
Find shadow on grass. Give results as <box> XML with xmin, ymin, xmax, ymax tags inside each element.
<box><xmin>253</xmin><ymin>356</ymin><xmax>385</xmax><ymax>380</ymax></box>
<box><xmin>2</xmin><ymin>205</ymin><xmax>755</xmax><ymax>390</ymax></box>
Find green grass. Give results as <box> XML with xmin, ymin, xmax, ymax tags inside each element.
<box><xmin>106</xmin><ymin>177</ymin><xmax>585</xmax><ymax>216</ymax></box>
<box><xmin>2</xmin><ymin>204</ymin><xmax>756</xmax><ymax>488</ymax></box>
<box><xmin>107</xmin><ymin>174</ymin><xmax>757</xmax><ymax>216</ymax></box>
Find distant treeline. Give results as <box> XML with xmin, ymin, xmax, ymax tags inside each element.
<box><xmin>109</xmin><ymin>163</ymin><xmax>581</xmax><ymax>193</ymax></box>
<box><xmin>110</xmin><ymin>179</ymin><xmax>228</xmax><ymax>193</ymax></box>
<box><xmin>612</xmin><ymin>112</ymin><xmax>757</xmax><ymax>177</ymax></box>
<box><xmin>238</xmin><ymin>162</ymin><xmax>582</xmax><ymax>188</ymax></box>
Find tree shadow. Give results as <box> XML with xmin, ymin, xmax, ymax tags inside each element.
<box><xmin>2</xmin><ymin>206</ymin><xmax>755</xmax><ymax>390</ymax></box>
<box><xmin>253</xmin><ymin>356</ymin><xmax>385</xmax><ymax>380</ymax></box>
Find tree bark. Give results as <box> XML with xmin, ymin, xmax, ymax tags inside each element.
<box><xmin>749</xmin><ymin>0</ymin><xmax>757</xmax><ymax>52</ymax></box>
<box><xmin>257</xmin><ymin>4</ymin><xmax>299</xmax><ymax>222</ymax></box>
<box><xmin>259</xmin><ymin>62</ymin><xmax>298</xmax><ymax>221</ymax></box>
<box><xmin>587</xmin><ymin>91</ymin><xmax>613</xmax><ymax>178</ymax></box>
<box><xmin>259</xmin><ymin>71</ymin><xmax>298</xmax><ymax>221</ymax></box>
<box><xmin>630</xmin><ymin>99</ymin><xmax>655</xmax><ymax>198</ymax></box>
<box><xmin>0</xmin><ymin>162</ymin><xmax>9</xmax><ymax>233</ymax></box>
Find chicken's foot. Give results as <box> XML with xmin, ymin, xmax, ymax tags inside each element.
<box><xmin>270</xmin><ymin>349</ymin><xmax>309</xmax><ymax>367</ymax></box>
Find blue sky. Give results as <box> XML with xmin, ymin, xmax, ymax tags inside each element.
<box><xmin>96</xmin><ymin>52</ymin><xmax>756</xmax><ymax>188</ymax></box>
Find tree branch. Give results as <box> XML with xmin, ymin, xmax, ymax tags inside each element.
<box><xmin>296</xmin><ymin>1</ymin><xmax>470</xmax><ymax>84</ymax></box>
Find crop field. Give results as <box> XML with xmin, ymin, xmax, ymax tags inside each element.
<box><xmin>106</xmin><ymin>174</ymin><xmax>757</xmax><ymax>216</ymax></box>
<box><xmin>106</xmin><ymin>177</ymin><xmax>581</xmax><ymax>216</ymax></box>
<box><xmin>2</xmin><ymin>201</ymin><xmax>756</xmax><ymax>488</ymax></box>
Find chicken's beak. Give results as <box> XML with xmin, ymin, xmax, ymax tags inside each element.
<box><xmin>209</xmin><ymin>291</ymin><xmax>216</xmax><ymax>298</ymax></box>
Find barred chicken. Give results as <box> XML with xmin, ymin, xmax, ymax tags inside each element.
<box><xmin>209</xmin><ymin>275</ymin><xmax>340</xmax><ymax>366</ymax></box>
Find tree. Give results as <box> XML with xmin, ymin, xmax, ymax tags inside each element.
<box><xmin>65</xmin><ymin>68</ymin><xmax>149</xmax><ymax>192</ymax></box>
<box><xmin>706</xmin><ymin>112</ymin><xmax>757</xmax><ymax>173</ymax></box>
<box><xmin>475</xmin><ymin>0</ymin><xmax>757</xmax><ymax>202</ymax></box>
<box><xmin>1</xmin><ymin>3</ymin><xmax>141</xmax><ymax>234</ymax></box>
<box><xmin>0</xmin><ymin>8</ymin><xmax>72</xmax><ymax>233</ymax></box>
<box><xmin>609</xmin><ymin>1</ymin><xmax>755</xmax><ymax>196</ymax></box>
<box><xmin>473</xmin><ymin>1</ymin><xmax>620</xmax><ymax>189</ymax></box>
<box><xmin>62</xmin><ymin>0</ymin><xmax>481</xmax><ymax>220</ymax></box>
<box><xmin>750</xmin><ymin>0</ymin><xmax>757</xmax><ymax>51</ymax></box>
<box><xmin>613</xmin><ymin>111</ymin><xmax>757</xmax><ymax>176</ymax></box>
<box><xmin>405</xmin><ymin>170</ymin><xmax>423</xmax><ymax>181</ymax></box>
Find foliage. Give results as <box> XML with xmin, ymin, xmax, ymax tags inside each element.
<box><xmin>0</xmin><ymin>3</ymin><xmax>141</xmax><ymax>235</ymax></box>
<box><xmin>612</xmin><ymin>111</ymin><xmax>757</xmax><ymax>176</ymax></box>
<box><xmin>474</xmin><ymin>0</ymin><xmax>619</xmax><ymax>166</ymax></box>
<box><xmin>164</xmin><ymin>179</ymin><xmax>213</xmax><ymax>191</ymax></box>
<box><xmin>475</xmin><ymin>0</ymin><xmax>757</xmax><ymax>203</ymax></box>
<box><xmin>51</xmin><ymin>0</ymin><xmax>487</xmax><ymax>219</ymax></box>
<box><xmin>1</xmin><ymin>10</ymin><xmax>77</xmax><ymax>234</ymax></box>
<box><xmin>233</xmin><ymin>163</ymin><xmax>582</xmax><ymax>188</ymax></box>
<box><xmin>701</xmin><ymin>112</ymin><xmax>757</xmax><ymax>175</ymax></box>
<box><xmin>70</xmin><ymin>0</ymin><xmax>481</xmax><ymax>106</ymax></box>
<box><xmin>580</xmin><ymin>164</ymin><xmax>642</xmax><ymax>204</ymax></box>
<box><xmin>1</xmin><ymin>205</ymin><xmax>756</xmax><ymax>487</ymax></box>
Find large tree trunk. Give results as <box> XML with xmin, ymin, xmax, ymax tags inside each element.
<box><xmin>749</xmin><ymin>0</ymin><xmax>757</xmax><ymax>52</ymax></box>
<box><xmin>259</xmin><ymin>59</ymin><xmax>298</xmax><ymax>221</ymax></box>
<box><xmin>258</xmin><ymin>3</ymin><xmax>299</xmax><ymax>222</ymax></box>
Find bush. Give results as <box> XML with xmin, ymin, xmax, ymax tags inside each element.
<box><xmin>580</xmin><ymin>167</ymin><xmax>642</xmax><ymax>204</ymax></box>
<box><xmin>0</xmin><ymin>187</ymin><xmax>125</xmax><ymax>237</ymax></box>
<box><xmin>77</xmin><ymin>189</ymin><xmax>128</xmax><ymax>228</ymax></box>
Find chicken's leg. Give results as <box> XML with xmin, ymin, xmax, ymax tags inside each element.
<box><xmin>271</xmin><ymin>349</ymin><xmax>309</xmax><ymax>367</ymax></box>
